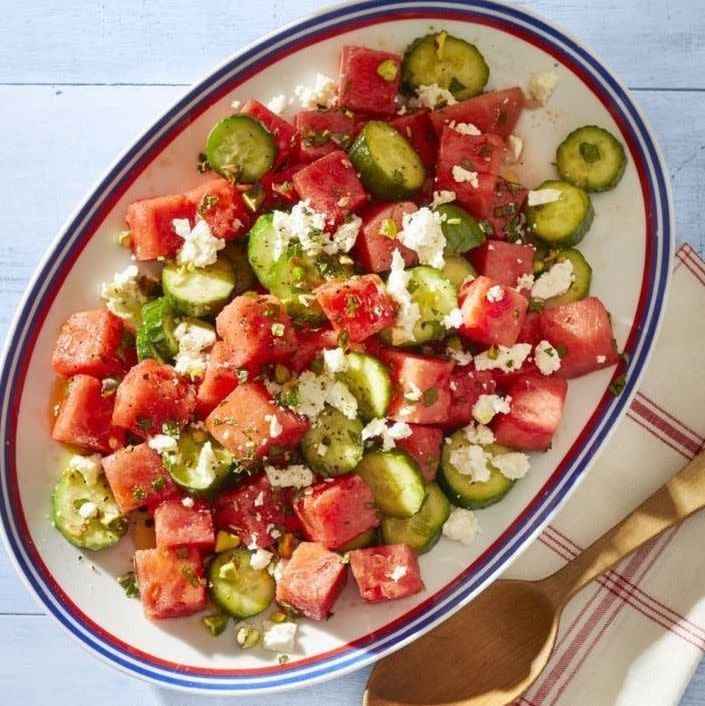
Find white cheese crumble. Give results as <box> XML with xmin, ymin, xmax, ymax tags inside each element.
<box><xmin>100</xmin><ymin>265</ymin><xmax>146</xmax><ymax>327</ymax></box>
<box><xmin>173</xmin><ymin>319</ymin><xmax>216</xmax><ymax>380</ymax></box>
<box><xmin>430</xmin><ymin>190</ymin><xmax>456</xmax><ymax>209</ymax></box>
<box><xmin>463</xmin><ymin>422</ymin><xmax>495</xmax><ymax>446</ymax></box>
<box><xmin>265</xmin><ymin>464</ymin><xmax>314</xmax><ymax>489</ymax></box>
<box><xmin>316</xmin><ymin>442</ymin><xmax>329</xmax><ymax>457</ymax></box>
<box><xmin>266</xmin><ymin>94</ymin><xmax>289</xmax><ymax>115</ymax></box>
<box><xmin>148</xmin><ymin>434</ymin><xmax>178</xmax><ymax>454</ymax></box>
<box><xmin>294</xmin><ymin>73</ymin><xmax>338</xmax><ymax>109</ymax></box>
<box><xmin>473</xmin><ymin>343</ymin><xmax>532</xmax><ymax>372</ymax></box>
<box><xmin>527</xmin><ymin>188</ymin><xmax>562</xmax><ymax>207</ymax></box>
<box><xmin>78</xmin><ymin>501</ymin><xmax>99</xmax><ymax>520</ymax></box>
<box><xmin>264</xmin><ymin>414</ymin><xmax>283</xmax><ymax>439</ymax></box>
<box><xmin>181</xmin><ymin>496</ymin><xmax>195</xmax><ymax>508</ymax></box>
<box><xmin>452</xmin><ymin>165</ymin><xmax>479</xmax><ymax>189</ymax></box>
<box><xmin>492</xmin><ymin>452</ymin><xmax>531</xmax><ymax>480</ymax></box>
<box><xmin>362</xmin><ymin>418</ymin><xmax>412</xmax><ymax>452</ymax></box>
<box><xmin>389</xmin><ymin>565</ymin><xmax>408</xmax><ymax>582</ymax></box>
<box><xmin>486</xmin><ymin>284</ymin><xmax>504</xmax><ymax>303</ymax></box>
<box><xmin>322</xmin><ymin>347</ymin><xmax>348</xmax><ymax>374</ymax></box>
<box><xmin>515</xmin><ymin>273</ymin><xmax>535</xmax><ymax>292</ymax></box>
<box><xmin>528</xmin><ymin>71</ymin><xmax>560</xmax><ymax>104</ymax></box>
<box><xmin>173</xmin><ymin>218</ymin><xmax>225</xmax><ymax>268</ymax></box>
<box><xmin>532</xmin><ymin>259</ymin><xmax>574</xmax><ymax>300</ymax></box>
<box><xmin>262</xmin><ymin>620</ymin><xmax>297</xmax><ymax>652</ymax></box>
<box><xmin>295</xmin><ymin>371</ymin><xmax>358</xmax><ymax>420</ymax></box>
<box><xmin>67</xmin><ymin>454</ymin><xmax>102</xmax><ymax>485</ymax></box>
<box><xmin>534</xmin><ymin>340</ymin><xmax>562</xmax><ymax>375</ymax></box>
<box><xmin>442</xmin><ymin>507</ymin><xmax>480</xmax><ymax>545</ymax></box>
<box><xmin>404</xmin><ymin>381</ymin><xmax>423</xmax><ymax>402</ymax></box>
<box><xmin>193</xmin><ymin>441</ymin><xmax>219</xmax><ymax>487</ymax></box>
<box><xmin>442</xmin><ymin>307</ymin><xmax>463</xmax><ymax>330</ymax></box>
<box><xmin>472</xmin><ymin>394</ymin><xmax>511</xmax><ymax>425</ymax></box>
<box><xmin>449</xmin><ymin>443</ymin><xmax>492</xmax><ymax>483</ymax></box>
<box><xmin>386</xmin><ymin>250</ymin><xmax>422</xmax><ymax>345</ymax></box>
<box><xmin>453</xmin><ymin>122</ymin><xmax>482</xmax><ymax>136</ymax></box>
<box><xmin>507</xmin><ymin>134</ymin><xmax>524</xmax><ymax>162</ymax></box>
<box><xmin>447</xmin><ymin>347</ymin><xmax>473</xmax><ymax>366</ymax></box>
<box><xmin>398</xmin><ymin>207</ymin><xmax>446</xmax><ymax>269</ymax></box>
<box><xmin>410</xmin><ymin>83</ymin><xmax>457</xmax><ymax>109</ymax></box>
<box><xmin>596</xmin><ymin>354</ymin><xmax>607</xmax><ymax>364</ymax></box>
<box><xmin>250</xmin><ymin>548</ymin><xmax>273</xmax><ymax>570</ymax></box>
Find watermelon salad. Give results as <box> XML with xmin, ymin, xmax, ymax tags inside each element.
<box><xmin>49</xmin><ymin>31</ymin><xmax>627</xmax><ymax>658</ymax></box>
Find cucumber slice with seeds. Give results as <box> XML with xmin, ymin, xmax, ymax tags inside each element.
<box><xmin>349</xmin><ymin>121</ymin><xmax>425</xmax><ymax>200</ymax></box>
<box><xmin>535</xmin><ymin>248</ymin><xmax>592</xmax><ymax>308</ymax></box>
<box><xmin>300</xmin><ymin>406</ymin><xmax>364</xmax><ymax>477</ymax></box>
<box><xmin>337</xmin><ymin>352</ymin><xmax>392</xmax><ymax>421</ymax></box>
<box><xmin>205</xmin><ymin>114</ymin><xmax>277</xmax><ymax>183</ymax></box>
<box><xmin>138</xmin><ymin>297</ymin><xmax>179</xmax><ymax>362</ymax></box>
<box><xmin>556</xmin><ymin>125</ymin><xmax>627</xmax><ymax>192</ymax></box>
<box><xmin>441</xmin><ymin>256</ymin><xmax>477</xmax><ymax>290</ymax></box>
<box><xmin>436</xmin><ymin>203</ymin><xmax>485</xmax><ymax>256</ymax></box>
<box><xmin>162</xmin><ymin>256</ymin><xmax>236</xmax><ymax>317</ymax></box>
<box><xmin>223</xmin><ymin>241</ymin><xmax>257</xmax><ymax>295</ymax></box>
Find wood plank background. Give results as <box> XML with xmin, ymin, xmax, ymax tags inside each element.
<box><xmin>1</xmin><ymin>1</ymin><xmax>703</xmax><ymax>704</ymax></box>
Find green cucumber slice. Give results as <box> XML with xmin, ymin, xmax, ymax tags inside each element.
<box><xmin>441</xmin><ymin>256</ymin><xmax>477</xmax><ymax>290</ymax></box>
<box><xmin>162</xmin><ymin>256</ymin><xmax>236</xmax><ymax>317</ymax></box>
<box><xmin>348</xmin><ymin>121</ymin><xmax>425</xmax><ymax>200</ymax></box>
<box><xmin>337</xmin><ymin>528</ymin><xmax>379</xmax><ymax>552</ymax></box>
<box><xmin>402</xmin><ymin>31</ymin><xmax>489</xmax><ymax>101</ymax></box>
<box><xmin>205</xmin><ymin>114</ymin><xmax>277</xmax><ymax>183</ymax></box>
<box><xmin>337</xmin><ymin>352</ymin><xmax>392</xmax><ymax>421</ymax></box>
<box><xmin>208</xmin><ymin>548</ymin><xmax>275</xmax><ymax>618</ymax></box>
<box><xmin>300</xmin><ymin>406</ymin><xmax>364</xmax><ymax>477</ymax></box>
<box><xmin>526</xmin><ymin>180</ymin><xmax>594</xmax><ymax>249</ymax></box>
<box><xmin>380</xmin><ymin>482</ymin><xmax>450</xmax><ymax>553</ymax></box>
<box><xmin>535</xmin><ymin>248</ymin><xmax>592</xmax><ymax>308</ymax></box>
<box><xmin>556</xmin><ymin>125</ymin><xmax>627</xmax><ymax>192</ymax></box>
<box><xmin>247</xmin><ymin>213</ymin><xmax>279</xmax><ymax>290</ymax></box>
<box><xmin>436</xmin><ymin>203</ymin><xmax>485</xmax><ymax>255</ymax></box>
<box><xmin>222</xmin><ymin>241</ymin><xmax>258</xmax><ymax>295</ymax></box>
<box><xmin>356</xmin><ymin>449</ymin><xmax>426</xmax><ymax>518</ymax></box>
<box><xmin>138</xmin><ymin>297</ymin><xmax>178</xmax><ymax>362</ymax></box>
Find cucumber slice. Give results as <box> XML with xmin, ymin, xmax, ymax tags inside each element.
<box><xmin>356</xmin><ymin>449</ymin><xmax>426</xmax><ymax>518</ymax></box>
<box><xmin>537</xmin><ymin>248</ymin><xmax>592</xmax><ymax>308</ymax></box>
<box><xmin>381</xmin><ymin>483</ymin><xmax>450</xmax><ymax>554</ymax></box>
<box><xmin>138</xmin><ymin>297</ymin><xmax>178</xmax><ymax>362</ymax></box>
<box><xmin>441</xmin><ymin>256</ymin><xmax>477</xmax><ymax>290</ymax></box>
<box><xmin>337</xmin><ymin>352</ymin><xmax>392</xmax><ymax>421</ymax></box>
<box><xmin>526</xmin><ymin>180</ymin><xmax>594</xmax><ymax>249</ymax></box>
<box><xmin>52</xmin><ymin>468</ymin><xmax>127</xmax><ymax>551</ymax></box>
<box><xmin>402</xmin><ymin>32</ymin><xmax>489</xmax><ymax>101</ymax></box>
<box><xmin>205</xmin><ymin>114</ymin><xmax>277</xmax><ymax>183</ymax></box>
<box><xmin>436</xmin><ymin>204</ymin><xmax>485</xmax><ymax>255</ymax></box>
<box><xmin>337</xmin><ymin>528</ymin><xmax>379</xmax><ymax>552</ymax></box>
<box><xmin>300</xmin><ymin>406</ymin><xmax>364</xmax><ymax>477</ymax></box>
<box><xmin>439</xmin><ymin>432</ymin><xmax>515</xmax><ymax>509</ymax></box>
<box><xmin>349</xmin><ymin>121</ymin><xmax>425</xmax><ymax>200</ymax></box>
<box><xmin>162</xmin><ymin>256</ymin><xmax>236</xmax><ymax>317</ymax></box>
<box><xmin>556</xmin><ymin>125</ymin><xmax>627</xmax><ymax>192</ymax></box>
<box><xmin>208</xmin><ymin>548</ymin><xmax>275</xmax><ymax>618</ymax></box>
<box><xmin>247</xmin><ymin>213</ymin><xmax>279</xmax><ymax>290</ymax></box>
<box><xmin>222</xmin><ymin>241</ymin><xmax>257</xmax><ymax>295</ymax></box>
<box><xmin>163</xmin><ymin>431</ymin><xmax>233</xmax><ymax>497</ymax></box>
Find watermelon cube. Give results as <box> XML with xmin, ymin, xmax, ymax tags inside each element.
<box><xmin>112</xmin><ymin>359</ymin><xmax>196</xmax><ymax>437</ymax></box>
<box><xmin>338</xmin><ymin>46</ymin><xmax>402</xmax><ymax>116</ymax></box>
<box><xmin>242</xmin><ymin>99</ymin><xmax>296</xmax><ymax>167</ymax></box>
<box><xmin>289</xmin><ymin>326</ymin><xmax>339</xmax><ymax>373</ymax></box>
<box><xmin>314</xmin><ymin>274</ymin><xmax>396</xmax><ymax>342</ymax></box>
<box><xmin>395</xmin><ymin>424</ymin><xmax>443</xmax><ymax>482</ymax></box>
<box><xmin>275</xmin><ymin>541</ymin><xmax>348</xmax><ymax>621</ymax></box>
<box><xmin>295</xmin><ymin>109</ymin><xmax>357</xmax><ymax>162</ymax></box>
<box><xmin>154</xmin><ymin>499</ymin><xmax>215</xmax><ymax>552</ymax></box>
<box><xmin>540</xmin><ymin>297</ymin><xmax>619</xmax><ymax>378</ymax></box>
<box><xmin>349</xmin><ymin>544</ymin><xmax>424</xmax><ymax>603</ymax></box>
<box><xmin>295</xmin><ymin>475</ymin><xmax>379</xmax><ymax>549</ymax></box>
<box><xmin>260</xmin><ymin>164</ymin><xmax>302</xmax><ymax>210</ymax></box>
<box><xmin>381</xmin><ymin>349</ymin><xmax>454</xmax><ymax>425</ymax></box>
<box><xmin>468</xmin><ymin>241</ymin><xmax>534</xmax><ymax>292</ymax></box>
<box><xmin>354</xmin><ymin>202</ymin><xmax>419</xmax><ymax>273</ymax></box>
<box><xmin>516</xmin><ymin>311</ymin><xmax>543</xmax><ymax>346</ymax></box>
<box><xmin>51</xmin><ymin>309</ymin><xmax>128</xmax><ymax>378</ymax></box>
<box><xmin>195</xmin><ymin>341</ymin><xmax>241</xmax><ymax>416</ymax></box>
<box><xmin>134</xmin><ymin>547</ymin><xmax>206</xmax><ymax>619</ymax></box>
<box><xmin>492</xmin><ymin>376</ymin><xmax>568</xmax><ymax>451</ymax></box>
<box><xmin>102</xmin><ymin>442</ymin><xmax>178</xmax><ymax>513</ymax></box>
<box><xmin>185</xmin><ymin>178</ymin><xmax>251</xmax><ymax>241</ymax></box>
<box><xmin>52</xmin><ymin>374</ymin><xmax>125</xmax><ymax>453</ymax></box>
<box><xmin>458</xmin><ymin>275</ymin><xmax>528</xmax><ymax>347</ymax></box>
<box><xmin>292</xmin><ymin>150</ymin><xmax>368</xmax><ymax>223</ymax></box>
<box><xmin>390</xmin><ymin>109</ymin><xmax>438</xmax><ymax>170</ymax></box>
<box><xmin>484</xmin><ymin>177</ymin><xmax>529</xmax><ymax>241</ymax></box>
<box><xmin>206</xmin><ymin>382</ymin><xmax>308</xmax><ymax>465</ymax></box>
<box><xmin>443</xmin><ymin>367</ymin><xmax>497</xmax><ymax>429</ymax></box>
<box><xmin>215</xmin><ymin>294</ymin><xmax>297</xmax><ymax>370</ymax></box>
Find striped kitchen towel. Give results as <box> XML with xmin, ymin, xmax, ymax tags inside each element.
<box><xmin>504</xmin><ymin>244</ymin><xmax>705</xmax><ymax>706</ymax></box>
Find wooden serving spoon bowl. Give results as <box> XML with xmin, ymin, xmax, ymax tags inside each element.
<box><xmin>364</xmin><ymin>448</ymin><xmax>705</xmax><ymax>706</ymax></box>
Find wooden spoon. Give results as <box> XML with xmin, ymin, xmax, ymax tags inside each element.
<box><xmin>364</xmin><ymin>448</ymin><xmax>705</xmax><ymax>706</ymax></box>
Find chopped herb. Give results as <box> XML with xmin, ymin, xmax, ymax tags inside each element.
<box><xmin>196</xmin><ymin>152</ymin><xmax>211</xmax><ymax>173</ymax></box>
<box><xmin>376</xmin><ymin>59</ymin><xmax>399</xmax><ymax>82</ymax></box>
<box><xmin>422</xmin><ymin>386</ymin><xmax>439</xmax><ymax>407</ymax></box>
<box><xmin>151</xmin><ymin>476</ymin><xmax>166</xmax><ymax>491</ymax></box>
<box><xmin>202</xmin><ymin>613</ymin><xmax>229</xmax><ymax>637</ymax></box>
<box><xmin>277</xmin><ymin>654</ymin><xmax>290</xmax><ymax>665</ymax></box>
<box><xmin>555</xmin><ymin>344</ymin><xmax>568</xmax><ymax>358</ymax></box>
<box><xmin>460</xmin><ymin>157</ymin><xmax>476</xmax><ymax>171</ymax></box>
<box><xmin>579</xmin><ymin>141</ymin><xmax>601</xmax><ymax>163</ymax></box>
<box><xmin>181</xmin><ymin>564</ymin><xmax>201</xmax><ymax>587</ymax></box>
<box><xmin>132</xmin><ymin>486</ymin><xmax>147</xmax><ymax>502</ymax></box>
<box><xmin>528</xmin><ymin>298</ymin><xmax>545</xmax><ymax>312</ymax></box>
<box><xmin>345</xmin><ymin>296</ymin><xmax>360</xmax><ymax>315</ymax></box>
<box><xmin>608</xmin><ymin>373</ymin><xmax>627</xmax><ymax>396</ymax></box>
<box><xmin>242</xmin><ymin>183</ymin><xmax>265</xmax><ymax>212</ymax></box>
<box><xmin>197</xmin><ymin>193</ymin><xmax>219</xmax><ymax>216</ymax></box>
<box><xmin>117</xmin><ymin>571</ymin><xmax>140</xmax><ymax>598</ymax></box>
<box><xmin>136</xmin><ymin>417</ymin><xmax>152</xmax><ymax>433</ymax></box>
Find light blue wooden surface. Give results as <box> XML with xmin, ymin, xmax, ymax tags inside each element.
<box><xmin>1</xmin><ymin>2</ymin><xmax>704</xmax><ymax>704</ymax></box>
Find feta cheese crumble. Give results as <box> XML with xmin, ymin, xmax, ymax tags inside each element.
<box><xmin>148</xmin><ymin>434</ymin><xmax>178</xmax><ymax>454</ymax></box>
<box><xmin>492</xmin><ymin>452</ymin><xmax>531</xmax><ymax>480</ymax></box>
<box><xmin>316</xmin><ymin>442</ymin><xmax>329</xmax><ymax>457</ymax></box>
<box><xmin>265</xmin><ymin>464</ymin><xmax>314</xmax><ymax>489</ymax></box>
<box><xmin>532</xmin><ymin>259</ymin><xmax>574</xmax><ymax>300</ymax></box>
<box><xmin>322</xmin><ymin>347</ymin><xmax>348</xmax><ymax>374</ymax></box>
<box><xmin>449</xmin><ymin>443</ymin><xmax>492</xmax><ymax>483</ymax></box>
<box><xmin>361</xmin><ymin>418</ymin><xmax>412</xmax><ymax>451</ymax></box>
<box><xmin>294</xmin><ymin>74</ymin><xmax>338</xmax><ymax>109</ymax></box>
<box><xmin>404</xmin><ymin>382</ymin><xmax>423</xmax><ymax>402</ymax></box>
<box><xmin>78</xmin><ymin>501</ymin><xmax>99</xmax><ymax>520</ymax></box>
<box><xmin>453</xmin><ymin>122</ymin><xmax>482</xmax><ymax>136</ymax></box>
<box><xmin>250</xmin><ymin>548</ymin><xmax>273</xmax><ymax>570</ymax></box>
<box><xmin>442</xmin><ymin>307</ymin><xmax>463</xmax><ymax>330</ymax></box>
<box><xmin>430</xmin><ymin>190</ymin><xmax>456</xmax><ymax>209</ymax></box>
<box><xmin>173</xmin><ymin>319</ymin><xmax>216</xmax><ymax>380</ymax></box>
<box><xmin>472</xmin><ymin>394</ymin><xmax>511</xmax><ymax>425</ymax></box>
<box><xmin>527</xmin><ymin>188</ymin><xmax>562</xmax><ymax>207</ymax></box>
<box><xmin>452</xmin><ymin>165</ymin><xmax>479</xmax><ymax>189</ymax></box>
<box><xmin>386</xmin><ymin>250</ymin><xmax>422</xmax><ymax>345</ymax></box>
<box><xmin>442</xmin><ymin>508</ymin><xmax>480</xmax><ymax>545</ymax></box>
<box><xmin>515</xmin><ymin>273</ymin><xmax>535</xmax><ymax>292</ymax></box>
<box><xmin>447</xmin><ymin>347</ymin><xmax>473</xmax><ymax>366</ymax></box>
<box><xmin>528</xmin><ymin>71</ymin><xmax>560</xmax><ymax>104</ymax></box>
<box><xmin>596</xmin><ymin>355</ymin><xmax>607</xmax><ymax>364</ymax></box>
<box><xmin>100</xmin><ymin>265</ymin><xmax>146</xmax><ymax>327</ymax></box>
<box><xmin>463</xmin><ymin>422</ymin><xmax>495</xmax><ymax>446</ymax></box>
<box><xmin>507</xmin><ymin>134</ymin><xmax>524</xmax><ymax>162</ymax></box>
<box><xmin>473</xmin><ymin>343</ymin><xmax>532</xmax><ymax>372</ymax></box>
<box><xmin>295</xmin><ymin>371</ymin><xmax>358</xmax><ymax>420</ymax></box>
<box><xmin>266</xmin><ymin>94</ymin><xmax>289</xmax><ymax>115</ymax></box>
<box><xmin>193</xmin><ymin>442</ymin><xmax>219</xmax><ymax>487</ymax></box>
<box><xmin>181</xmin><ymin>496</ymin><xmax>195</xmax><ymax>508</ymax></box>
<box><xmin>389</xmin><ymin>565</ymin><xmax>408</xmax><ymax>582</ymax></box>
<box><xmin>486</xmin><ymin>284</ymin><xmax>504</xmax><ymax>303</ymax></box>
<box><xmin>262</xmin><ymin>620</ymin><xmax>297</xmax><ymax>652</ymax></box>
<box><xmin>534</xmin><ymin>340</ymin><xmax>562</xmax><ymax>375</ymax></box>
<box><xmin>398</xmin><ymin>207</ymin><xmax>446</xmax><ymax>269</ymax></box>
<box><xmin>67</xmin><ymin>454</ymin><xmax>102</xmax><ymax>485</ymax></box>
<box><xmin>265</xmin><ymin>414</ymin><xmax>283</xmax><ymax>439</ymax></box>
<box><xmin>173</xmin><ymin>218</ymin><xmax>225</xmax><ymax>268</ymax></box>
<box><xmin>409</xmin><ymin>83</ymin><xmax>457</xmax><ymax>109</ymax></box>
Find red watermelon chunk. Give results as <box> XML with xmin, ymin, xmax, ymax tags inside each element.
<box><xmin>390</xmin><ymin>110</ymin><xmax>438</xmax><ymax>170</ymax></box>
<box><xmin>338</xmin><ymin>45</ymin><xmax>402</xmax><ymax>117</ymax></box>
<box><xmin>469</xmin><ymin>241</ymin><xmax>534</xmax><ymax>292</ymax></box>
<box><xmin>213</xmin><ymin>473</ymin><xmax>301</xmax><ymax>549</ymax></box>
<box><xmin>185</xmin><ymin>178</ymin><xmax>251</xmax><ymax>241</ymax></box>
<box><xmin>154</xmin><ymin>499</ymin><xmax>215</xmax><ymax>552</ymax></box>
<box><xmin>51</xmin><ymin>309</ymin><xmax>128</xmax><ymax>378</ymax></box>
<box><xmin>540</xmin><ymin>297</ymin><xmax>619</xmax><ymax>378</ymax></box>
<box><xmin>458</xmin><ymin>275</ymin><xmax>528</xmax><ymax>347</ymax></box>
<box><xmin>125</xmin><ymin>193</ymin><xmax>195</xmax><ymax>261</ymax></box>
<box><xmin>443</xmin><ymin>367</ymin><xmax>497</xmax><ymax>429</ymax></box>
<box><xmin>52</xmin><ymin>374</ymin><xmax>125</xmax><ymax>453</ymax></box>
<box><xmin>381</xmin><ymin>349</ymin><xmax>454</xmax><ymax>425</ymax></box>
<box><xmin>484</xmin><ymin>177</ymin><xmax>529</xmax><ymax>241</ymax></box>
<box><xmin>275</xmin><ymin>541</ymin><xmax>348</xmax><ymax>620</ymax></box>
<box><xmin>295</xmin><ymin>109</ymin><xmax>357</xmax><ymax>162</ymax></box>
<box><xmin>102</xmin><ymin>442</ymin><xmax>178</xmax><ymax>513</ymax></box>
<box><xmin>206</xmin><ymin>382</ymin><xmax>308</xmax><ymax>465</ymax></box>
<box><xmin>436</xmin><ymin>129</ymin><xmax>504</xmax><ymax>219</ymax></box>
<box><xmin>314</xmin><ymin>274</ymin><xmax>396</xmax><ymax>342</ymax></box>
<box><xmin>349</xmin><ymin>544</ymin><xmax>424</xmax><ymax>603</ymax></box>
<box><xmin>292</xmin><ymin>150</ymin><xmax>368</xmax><ymax>223</ymax></box>
<box><xmin>517</xmin><ymin>311</ymin><xmax>543</xmax><ymax>346</ymax></box>
<box><xmin>215</xmin><ymin>294</ymin><xmax>297</xmax><ymax>370</ymax></box>
<box><xmin>260</xmin><ymin>164</ymin><xmax>303</xmax><ymax>210</ymax></box>
<box><xmin>112</xmin><ymin>359</ymin><xmax>195</xmax><ymax>438</ymax></box>
<box><xmin>429</xmin><ymin>87</ymin><xmax>525</xmax><ymax>139</ymax></box>
<box><xmin>395</xmin><ymin>424</ymin><xmax>443</xmax><ymax>482</ymax></box>
<box><xmin>134</xmin><ymin>547</ymin><xmax>206</xmax><ymax>619</ymax></box>
<box><xmin>196</xmin><ymin>342</ymin><xmax>241</xmax><ymax>417</ymax></box>
<box><xmin>294</xmin><ymin>475</ymin><xmax>379</xmax><ymax>550</ymax></box>
<box><xmin>241</xmin><ymin>99</ymin><xmax>295</xmax><ymax>168</ymax></box>
<box><xmin>289</xmin><ymin>326</ymin><xmax>339</xmax><ymax>373</ymax></box>
<box><xmin>492</xmin><ymin>375</ymin><xmax>568</xmax><ymax>451</ymax></box>
<box><xmin>354</xmin><ymin>202</ymin><xmax>418</xmax><ymax>273</ymax></box>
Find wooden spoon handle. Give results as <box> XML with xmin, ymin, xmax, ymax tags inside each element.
<box><xmin>541</xmin><ymin>448</ymin><xmax>705</xmax><ymax>605</ymax></box>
